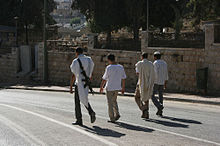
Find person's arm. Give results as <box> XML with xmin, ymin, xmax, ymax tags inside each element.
<box><xmin>121</xmin><ymin>79</ymin><xmax>125</xmax><ymax>95</ymax></box>
<box><xmin>153</xmin><ymin>62</ymin><xmax>158</xmax><ymax>83</ymax></box>
<box><xmin>100</xmin><ymin>80</ymin><xmax>107</xmax><ymax>93</ymax></box>
<box><xmin>164</xmin><ymin>80</ymin><xmax>168</xmax><ymax>89</ymax></box>
<box><xmin>121</xmin><ymin>67</ymin><xmax>126</xmax><ymax>95</ymax></box>
<box><xmin>100</xmin><ymin>67</ymin><xmax>108</xmax><ymax>93</ymax></box>
<box><xmin>135</xmin><ymin>64</ymin><xmax>139</xmax><ymax>76</ymax></box>
<box><xmin>164</xmin><ymin>63</ymin><xmax>169</xmax><ymax>89</ymax></box>
<box><xmin>89</xmin><ymin>58</ymin><xmax>95</xmax><ymax>78</ymax></box>
<box><xmin>70</xmin><ymin>74</ymin><xmax>75</xmax><ymax>94</ymax></box>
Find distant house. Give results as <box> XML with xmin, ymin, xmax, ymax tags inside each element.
<box><xmin>0</xmin><ymin>25</ymin><xmax>16</xmax><ymax>48</ymax></box>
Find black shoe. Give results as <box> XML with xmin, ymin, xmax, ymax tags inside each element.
<box><xmin>90</xmin><ymin>112</ymin><xmax>96</xmax><ymax>123</ymax></box>
<box><xmin>156</xmin><ymin>107</ymin><xmax>163</xmax><ymax>117</ymax></box>
<box><xmin>115</xmin><ymin>115</ymin><xmax>121</xmax><ymax>121</ymax></box>
<box><xmin>141</xmin><ymin>110</ymin><xmax>149</xmax><ymax>119</ymax></box>
<box><xmin>107</xmin><ymin>120</ymin><xmax>116</xmax><ymax>123</ymax></box>
<box><xmin>72</xmin><ymin>120</ymin><xmax>83</xmax><ymax>126</ymax></box>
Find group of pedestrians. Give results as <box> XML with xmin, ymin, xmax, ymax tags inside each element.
<box><xmin>70</xmin><ymin>48</ymin><xmax>168</xmax><ymax>126</ymax></box>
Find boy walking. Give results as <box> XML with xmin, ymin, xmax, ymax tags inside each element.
<box><xmin>135</xmin><ymin>53</ymin><xmax>155</xmax><ymax>119</ymax></box>
<box><xmin>100</xmin><ymin>54</ymin><xmax>126</xmax><ymax>122</ymax></box>
<box><xmin>70</xmin><ymin>48</ymin><xmax>96</xmax><ymax>126</ymax></box>
<box><xmin>152</xmin><ymin>51</ymin><xmax>168</xmax><ymax>117</ymax></box>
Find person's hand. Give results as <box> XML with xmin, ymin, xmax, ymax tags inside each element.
<box><xmin>100</xmin><ymin>87</ymin><xmax>104</xmax><ymax>93</ymax></box>
<box><xmin>121</xmin><ymin>88</ymin><xmax>125</xmax><ymax>95</ymax></box>
<box><xmin>164</xmin><ymin>84</ymin><xmax>167</xmax><ymax>90</ymax></box>
<box><xmin>70</xmin><ymin>87</ymin><xmax>73</xmax><ymax>94</ymax></box>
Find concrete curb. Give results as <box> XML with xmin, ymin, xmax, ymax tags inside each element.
<box><xmin>3</xmin><ymin>86</ymin><xmax>220</xmax><ymax>106</ymax></box>
<box><xmin>163</xmin><ymin>97</ymin><xmax>220</xmax><ymax>106</ymax></box>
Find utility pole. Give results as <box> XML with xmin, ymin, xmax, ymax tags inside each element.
<box><xmin>14</xmin><ymin>16</ymin><xmax>19</xmax><ymax>47</ymax></box>
<box><xmin>146</xmin><ymin>0</ymin><xmax>149</xmax><ymax>48</ymax></box>
<box><xmin>43</xmin><ymin>0</ymin><xmax>48</xmax><ymax>83</ymax></box>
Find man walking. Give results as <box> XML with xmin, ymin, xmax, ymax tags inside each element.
<box><xmin>135</xmin><ymin>53</ymin><xmax>155</xmax><ymax>119</ymax></box>
<box><xmin>100</xmin><ymin>54</ymin><xmax>126</xmax><ymax>123</ymax></box>
<box><xmin>70</xmin><ymin>48</ymin><xmax>96</xmax><ymax>126</ymax></box>
<box><xmin>152</xmin><ymin>51</ymin><xmax>168</xmax><ymax>117</ymax></box>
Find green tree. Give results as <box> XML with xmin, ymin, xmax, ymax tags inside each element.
<box><xmin>0</xmin><ymin>0</ymin><xmax>56</xmax><ymax>44</ymax></box>
<box><xmin>125</xmin><ymin>0</ymin><xmax>179</xmax><ymax>44</ymax></box>
<box><xmin>187</xmin><ymin>0</ymin><xmax>220</xmax><ymax>27</ymax></box>
<box><xmin>72</xmin><ymin>0</ymin><xmax>127</xmax><ymax>46</ymax></box>
<box><xmin>73</xmin><ymin>0</ymin><xmax>190</xmax><ymax>47</ymax></box>
<box><xmin>148</xmin><ymin>0</ymin><xmax>177</xmax><ymax>31</ymax></box>
<box><xmin>124</xmin><ymin>0</ymin><xmax>145</xmax><ymax>42</ymax></box>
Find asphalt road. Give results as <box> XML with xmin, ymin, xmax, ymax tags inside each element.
<box><xmin>0</xmin><ymin>89</ymin><xmax>220</xmax><ymax>146</ymax></box>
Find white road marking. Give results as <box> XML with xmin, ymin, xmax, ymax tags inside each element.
<box><xmin>0</xmin><ymin>115</ymin><xmax>46</xmax><ymax>146</ymax></box>
<box><xmin>1</xmin><ymin>100</ymin><xmax>220</xmax><ymax>146</ymax></box>
<box><xmin>0</xmin><ymin>103</ymin><xmax>118</xmax><ymax>146</ymax></box>
<box><xmin>11</xmin><ymin>101</ymin><xmax>220</xmax><ymax>146</ymax></box>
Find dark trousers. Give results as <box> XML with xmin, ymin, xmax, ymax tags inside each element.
<box><xmin>75</xmin><ymin>86</ymin><xmax>94</xmax><ymax>121</ymax></box>
<box><xmin>152</xmin><ymin>84</ymin><xmax>164</xmax><ymax>110</ymax></box>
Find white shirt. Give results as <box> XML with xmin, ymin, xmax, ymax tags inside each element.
<box><xmin>102</xmin><ymin>64</ymin><xmax>126</xmax><ymax>91</ymax></box>
<box><xmin>135</xmin><ymin>59</ymin><xmax>154</xmax><ymax>85</ymax></box>
<box><xmin>70</xmin><ymin>54</ymin><xmax>94</xmax><ymax>85</ymax></box>
<box><xmin>70</xmin><ymin>54</ymin><xmax>94</xmax><ymax>107</ymax></box>
<box><xmin>135</xmin><ymin>59</ymin><xmax>155</xmax><ymax>101</ymax></box>
<box><xmin>153</xmin><ymin>59</ymin><xmax>168</xmax><ymax>85</ymax></box>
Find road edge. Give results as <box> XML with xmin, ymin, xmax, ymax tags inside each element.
<box><xmin>2</xmin><ymin>86</ymin><xmax>220</xmax><ymax>106</ymax></box>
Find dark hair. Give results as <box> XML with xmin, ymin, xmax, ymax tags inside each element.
<box><xmin>107</xmin><ymin>54</ymin><xmax>115</xmax><ymax>62</ymax></box>
<box><xmin>76</xmin><ymin>48</ymin><xmax>83</xmax><ymax>54</ymax></box>
<box><xmin>154</xmin><ymin>54</ymin><xmax>161</xmax><ymax>59</ymax></box>
<box><xmin>142</xmin><ymin>52</ymin><xmax>148</xmax><ymax>59</ymax></box>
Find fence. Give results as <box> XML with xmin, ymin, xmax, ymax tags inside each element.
<box><xmin>94</xmin><ymin>32</ymin><xmax>205</xmax><ymax>51</ymax></box>
<box><xmin>149</xmin><ymin>32</ymin><xmax>205</xmax><ymax>48</ymax></box>
<box><xmin>95</xmin><ymin>39</ymin><xmax>141</xmax><ymax>51</ymax></box>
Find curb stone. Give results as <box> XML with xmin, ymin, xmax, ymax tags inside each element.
<box><xmin>3</xmin><ymin>86</ymin><xmax>220</xmax><ymax>106</ymax></box>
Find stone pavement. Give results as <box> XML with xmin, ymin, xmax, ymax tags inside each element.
<box><xmin>1</xmin><ymin>85</ymin><xmax>220</xmax><ymax>106</ymax></box>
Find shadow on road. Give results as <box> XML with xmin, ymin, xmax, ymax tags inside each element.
<box><xmin>114</xmin><ymin>121</ymin><xmax>154</xmax><ymax>133</ymax></box>
<box><xmin>145</xmin><ymin>119</ymin><xmax>189</xmax><ymax>128</ymax></box>
<box><xmin>162</xmin><ymin>116</ymin><xmax>202</xmax><ymax>124</ymax></box>
<box><xmin>82</xmin><ymin>125</ymin><xmax>126</xmax><ymax>138</ymax></box>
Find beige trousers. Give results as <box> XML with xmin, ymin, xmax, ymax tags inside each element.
<box><xmin>135</xmin><ymin>86</ymin><xmax>149</xmax><ymax>111</ymax></box>
<box><xmin>106</xmin><ymin>91</ymin><xmax>120</xmax><ymax>121</ymax></box>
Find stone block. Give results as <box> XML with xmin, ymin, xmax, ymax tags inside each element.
<box><xmin>183</xmin><ymin>56</ymin><xmax>190</xmax><ymax>62</ymax></box>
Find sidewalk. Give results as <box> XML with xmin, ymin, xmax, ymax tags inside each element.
<box><xmin>1</xmin><ymin>85</ymin><xmax>220</xmax><ymax>106</ymax></box>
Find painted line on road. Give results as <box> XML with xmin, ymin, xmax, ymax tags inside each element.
<box><xmin>22</xmin><ymin>102</ymin><xmax>220</xmax><ymax>146</ymax></box>
<box><xmin>96</xmin><ymin>114</ymin><xmax>220</xmax><ymax>146</ymax></box>
<box><xmin>2</xmin><ymin>101</ymin><xmax>220</xmax><ymax>146</ymax></box>
<box><xmin>0</xmin><ymin>103</ymin><xmax>118</xmax><ymax>146</ymax></box>
<box><xmin>0</xmin><ymin>115</ymin><xmax>46</xmax><ymax>146</ymax></box>
<box><xmin>97</xmin><ymin>114</ymin><xmax>220</xmax><ymax>146</ymax></box>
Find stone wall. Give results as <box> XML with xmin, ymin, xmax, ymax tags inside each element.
<box><xmin>205</xmin><ymin>43</ymin><xmax>220</xmax><ymax>94</ymax></box>
<box><xmin>89</xmin><ymin>49</ymin><xmax>140</xmax><ymax>88</ymax></box>
<box><xmin>48</xmin><ymin>51</ymin><xmax>74</xmax><ymax>85</ymax></box>
<box><xmin>204</xmin><ymin>24</ymin><xmax>220</xmax><ymax>94</ymax></box>
<box><xmin>38</xmin><ymin>49</ymin><xmax>141</xmax><ymax>88</ymax></box>
<box><xmin>143</xmin><ymin>48</ymin><xmax>205</xmax><ymax>93</ymax></box>
<box><xmin>0</xmin><ymin>48</ymin><xmax>18</xmax><ymax>82</ymax></box>
<box><xmin>36</xmin><ymin>47</ymin><xmax>205</xmax><ymax>93</ymax></box>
